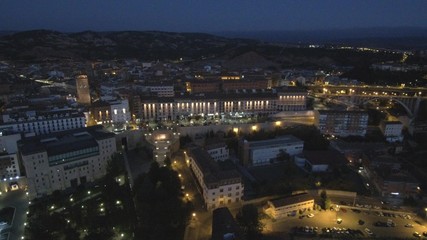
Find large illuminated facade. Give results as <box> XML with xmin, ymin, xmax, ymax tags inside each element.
<box><xmin>135</xmin><ymin>89</ymin><xmax>307</xmax><ymax>121</ymax></box>
<box><xmin>76</xmin><ymin>75</ymin><xmax>91</xmax><ymax>105</ymax></box>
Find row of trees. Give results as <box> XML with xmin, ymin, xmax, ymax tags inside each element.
<box><xmin>133</xmin><ymin>162</ymin><xmax>193</xmax><ymax>240</ymax></box>
<box><xmin>25</xmin><ymin>153</ymin><xmax>136</xmax><ymax>240</ymax></box>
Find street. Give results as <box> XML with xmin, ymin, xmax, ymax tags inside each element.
<box><xmin>0</xmin><ymin>190</ymin><xmax>29</xmax><ymax>240</ymax></box>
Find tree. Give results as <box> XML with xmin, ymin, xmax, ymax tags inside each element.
<box><xmin>236</xmin><ymin>204</ymin><xmax>263</xmax><ymax>240</ymax></box>
<box><xmin>320</xmin><ymin>190</ymin><xmax>331</xmax><ymax>210</ymax></box>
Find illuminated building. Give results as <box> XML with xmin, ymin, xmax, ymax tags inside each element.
<box><xmin>314</xmin><ymin>110</ymin><xmax>368</xmax><ymax>137</ymax></box>
<box><xmin>19</xmin><ymin>126</ymin><xmax>116</xmax><ymax>199</ymax></box>
<box><xmin>76</xmin><ymin>75</ymin><xmax>91</xmax><ymax>105</ymax></box>
<box><xmin>135</xmin><ymin>89</ymin><xmax>307</xmax><ymax>121</ymax></box>
<box><xmin>186</xmin><ymin>146</ymin><xmax>244</xmax><ymax>210</ymax></box>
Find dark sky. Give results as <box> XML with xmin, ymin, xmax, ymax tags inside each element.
<box><xmin>1</xmin><ymin>0</ymin><xmax>427</xmax><ymax>32</ymax></box>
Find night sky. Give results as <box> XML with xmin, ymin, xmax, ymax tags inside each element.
<box><xmin>1</xmin><ymin>0</ymin><xmax>427</xmax><ymax>32</ymax></box>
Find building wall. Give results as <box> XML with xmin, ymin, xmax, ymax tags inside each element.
<box><xmin>267</xmin><ymin>199</ymin><xmax>314</xmax><ymax>219</ymax></box>
<box><xmin>250</xmin><ymin>144</ymin><xmax>303</xmax><ymax>166</ymax></box>
<box><xmin>315</xmin><ymin>110</ymin><xmax>368</xmax><ymax>137</ymax></box>
<box><xmin>207</xmin><ymin>146</ymin><xmax>229</xmax><ymax>161</ymax></box>
<box><xmin>76</xmin><ymin>75</ymin><xmax>91</xmax><ymax>104</ymax></box>
<box><xmin>111</xmin><ymin>99</ymin><xmax>131</xmax><ymax>124</ymax></box>
<box><xmin>187</xmin><ymin>151</ymin><xmax>244</xmax><ymax>210</ymax></box>
<box><xmin>1</xmin><ymin>116</ymin><xmax>86</xmax><ymax>136</ymax></box>
<box><xmin>21</xmin><ymin>136</ymin><xmax>116</xmax><ymax>199</ymax></box>
<box><xmin>205</xmin><ymin>183</ymin><xmax>243</xmax><ymax>210</ymax></box>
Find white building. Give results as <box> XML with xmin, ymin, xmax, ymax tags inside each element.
<box><xmin>0</xmin><ymin>130</ymin><xmax>22</xmax><ymax>180</ymax></box>
<box><xmin>19</xmin><ymin>126</ymin><xmax>116</xmax><ymax>199</ymax></box>
<box><xmin>186</xmin><ymin>146</ymin><xmax>244</xmax><ymax>210</ymax></box>
<box><xmin>110</xmin><ymin>99</ymin><xmax>131</xmax><ymax>124</ymax></box>
<box><xmin>206</xmin><ymin>141</ymin><xmax>229</xmax><ymax>162</ymax></box>
<box><xmin>1</xmin><ymin>109</ymin><xmax>86</xmax><ymax>136</ymax></box>
<box><xmin>380</xmin><ymin>120</ymin><xmax>403</xmax><ymax>142</ymax></box>
<box><xmin>239</xmin><ymin>135</ymin><xmax>304</xmax><ymax>166</ymax></box>
<box><xmin>138</xmin><ymin>89</ymin><xmax>307</xmax><ymax>121</ymax></box>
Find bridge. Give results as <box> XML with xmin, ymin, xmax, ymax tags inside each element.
<box><xmin>308</xmin><ymin>84</ymin><xmax>427</xmax><ymax>118</ymax></box>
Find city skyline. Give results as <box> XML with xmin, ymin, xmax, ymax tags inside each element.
<box><xmin>1</xmin><ymin>0</ymin><xmax>427</xmax><ymax>33</ymax></box>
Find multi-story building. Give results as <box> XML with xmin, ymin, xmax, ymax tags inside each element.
<box><xmin>186</xmin><ymin>80</ymin><xmax>220</xmax><ymax>93</ymax></box>
<box><xmin>277</xmin><ymin>90</ymin><xmax>308</xmax><ymax>111</ymax></box>
<box><xmin>110</xmin><ymin>99</ymin><xmax>131</xmax><ymax>124</ymax></box>
<box><xmin>145</xmin><ymin>130</ymin><xmax>180</xmax><ymax>165</ymax></box>
<box><xmin>89</xmin><ymin>99</ymin><xmax>131</xmax><ymax>126</ymax></box>
<box><xmin>1</xmin><ymin>109</ymin><xmax>86</xmax><ymax>136</ymax></box>
<box><xmin>186</xmin><ymin>146</ymin><xmax>244</xmax><ymax>210</ymax></box>
<box><xmin>265</xmin><ymin>193</ymin><xmax>314</xmax><ymax>219</ymax></box>
<box><xmin>314</xmin><ymin>110</ymin><xmax>368</xmax><ymax>137</ymax></box>
<box><xmin>239</xmin><ymin>135</ymin><xmax>304</xmax><ymax>166</ymax></box>
<box><xmin>367</xmin><ymin>153</ymin><xmax>420</xmax><ymax>200</ymax></box>
<box><xmin>76</xmin><ymin>75</ymin><xmax>91</xmax><ymax>105</ymax></box>
<box><xmin>0</xmin><ymin>129</ymin><xmax>22</xmax><ymax>180</ymax></box>
<box><xmin>222</xmin><ymin>79</ymin><xmax>268</xmax><ymax>91</ymax></box>
<box><xmin>205</xmin><ymin>140</ymin><xmax>229</xmax><ymax>162</ymax></box>
<box><xmin>19</xmin><ymin>126</ymin><xmax>116</xmax><ymax>199</ymax></box>
<box><xmin>379</xmin><ymin>120</ymin><xmax>403</xmax><ymax>142</ymax></box>
<box><xmin>145</xmin><ymin>84</ymin><xmax>175</xmax><ymax>97</ymax></box>
<box><xmin>136</xmin><ymin>89</ymin><xmax>307</xmax><ymax>121</ymax></box>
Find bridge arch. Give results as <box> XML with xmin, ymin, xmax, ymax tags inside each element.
<box><xmin>361</xmin><ymin>97</ymin><xmax>413</xmax><ymax>117</ymax></box>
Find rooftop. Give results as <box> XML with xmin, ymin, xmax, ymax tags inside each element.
<box><xmin>19</xmin><ymin>126</ymin><xmax>115</xmax><ymax>157</ymax></box>
<box><xmin>269</xmin><ymin>193</ymin><xmax>313</xmax><ymax>208</ymax></box>
<box><xmin>246</xmin><ymin>135</ymin><xmax>303</xmax><ymax>149</ymax></box>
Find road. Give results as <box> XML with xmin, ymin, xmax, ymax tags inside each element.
<box><xmin>173</xmin><ymin>151</ymin><xmax>213</xmax><ymax>240</ymax></box>
<box><xmin>0</xmin><ymin>190</ymin><xmax>29</xmax><ymax>240</ymax></box>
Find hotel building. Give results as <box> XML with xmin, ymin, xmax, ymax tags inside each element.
<box><xmin>19</xmin><ymin>126</ymin><xmax>116</xmax><ymax>199</ymax></box>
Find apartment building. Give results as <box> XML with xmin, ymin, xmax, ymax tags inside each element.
<box><xmin>314</xmin><ymin>110</ymin><xmax>368</xmax><ymax>137</ymax></box>
<box><xmin>379</xmin><ymin>120</ymin><xmax>403</xmax><ymax>142</ymax></box>
<box><xmin>19</xmin><ymin>126</ymin><xmax>116</xmax><ymax>199</ymax></box>
<box><xmin>186</xmin><ymin>146</ymin><xmax>244</xmax><ymax>210</ymax></box>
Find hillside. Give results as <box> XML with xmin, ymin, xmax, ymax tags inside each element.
<box><xmin>0</xmin><ymin>30</ymin><xmax>257</xmax><ymax>61</ymax></box>
<box><xmin>0</xmin><ymin>30</ymin><xmax>409</xmax><ymax>70</ymax></box>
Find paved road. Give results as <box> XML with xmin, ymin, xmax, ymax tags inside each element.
<box><xmin>0</xmin><ymin>190</ymin><xmax>29</xmax><ymax>240</ymax></box>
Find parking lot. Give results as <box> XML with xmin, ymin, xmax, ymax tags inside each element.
<box><xmin>263</xmin><ymin>206</ymin><xmax>427</xmax><ymax>239</ymax></box>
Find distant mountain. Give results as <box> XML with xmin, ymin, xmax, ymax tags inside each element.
<box><xmin>215</xmin><ymin>27</ymin><xmax>427</xmax><ymax>49</ymax></box>
<box><xmin>0</xmin><ymin>30</ymin><xmax>417</xmax><ymax>69</ymax></box>
<box><xmin>0</xmin><ymin>30</ymin><xmax>258</xmax><ymax>61</ymax></box>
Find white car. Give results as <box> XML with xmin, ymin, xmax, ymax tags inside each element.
<box><xmin>10</xmin><ymin>184</ymin><xmax>19</xmax><ymax>191</ymax></box>
<box><xmin>307</xmin><ymin>213</ymin><xmax>314</xmax><ymax>218</ymax></box>
<box><xmin>365</xmin><ymin>228</ymin><xmax>374</xmax><ymax>236</ymax></box>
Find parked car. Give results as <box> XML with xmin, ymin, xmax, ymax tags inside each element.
<box><xmin>365</xmin><ymin>228</ymin><xmax>374</xmax><ymax>236</ymax></box>
<box><xmin>404</xmin><ymin>224</ymin><xmax>414</xmax><ymax>228</ymax></box>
